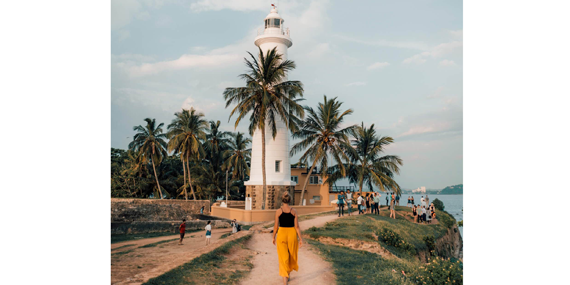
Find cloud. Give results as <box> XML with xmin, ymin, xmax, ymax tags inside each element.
<box><xmin>403</xmin><ymin>54</ymin><xmax>427</xmax><ymax>64</ymax></box>
<box><xmin>190</xmin><ymin>0</ymin><xmax>300</xmax><ymax>12</ymax></box>
<box><xmin>367</xmin><ymin>62</ymin><xmax>390</xmax><ymax>70</ymax></box>
<box><xmin>395</xmin><ymin>106</ymin><xmax>462</xmax><ymax>140</ymax></box>
<box><xmin>306</xmin><ymin>43</ymin><xmax>331</xmax><ymax>58</ymax></box>
<box><xmin>345</xmin><ymin>82</ymin><xmax>366</xmax><ymax>87</ymax></box>
<box><xmin>427</xmin><ymin>87</ymin><xmax>445</xmax><ymax>99</ymax></box>
<box><xmin>402</xmin><ymin>41</ymin><xmax>462</xmax><ymax>65</ymax></box>
<box><xmin>449</xmin><ymin>29</ymin><xmax>463</xmax><ymax>39</ymax></box>
<box><xmin>334</xmin><ymin>34</ymin><xmax>430</xmax><ymax>51</ymax></box>
<box><xmin>439</xmin><ymin>59</ymin><xmax>456</xmax><ymax>66</ymax></box>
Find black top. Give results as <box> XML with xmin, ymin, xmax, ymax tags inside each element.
<box><xmin>279</xmin><ymin>207</ymin><xmax>295</xmax><ymax>228</ymax></box>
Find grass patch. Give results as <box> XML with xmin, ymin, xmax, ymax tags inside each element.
<box><xmin>308</xmin><ymin>239</ymin><xmax>416</xmax><ymax>285</ymax></box>
<box><xmin>241</xmin><ymin>225</ymin><xmax>253</xmax><ymax>231</ymax></box>
<box><xmin>139</xmin><ymin>238</ymin><xmax>178</xmax><ymax>248</ymax></box>
<box><xmin>112</xmin><ymin>229</ymin><xmax>200</xmax><ymax>244</ymax></box>
<box><xmin>143</xmin><ymin>234</ymin><xmax>253</xmax><ymax>285</ymax></box>
<box><xmin>220</xmin><ymin>233</ymin><xmax>231</xmax><ymax>239</ymax></box>
<box><xmin>304</xmin><ymin>210</ymin><xmax>454</xmax><ymax>258</ymax></box>
<box><xmin>112</xmin><ymin>249</ymin><xmax>136</xmax><ymax>257</ymax></box>
<box><xmin>111</xmin><ymin>244</ymin><xmax>136</xmax><ymax>251</ymax></box>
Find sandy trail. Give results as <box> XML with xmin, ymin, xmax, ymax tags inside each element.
<box><xmin>240</xmin><ymin>212</ymin><xmax>361</xmax><ymax>285</ymax></box>
<box><xmin>111</xmin><ymin>227</ymin><xmax>238</xmax><ymax>285</ymax></box>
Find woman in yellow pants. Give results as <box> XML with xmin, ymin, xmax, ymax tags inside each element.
<box><xmin>272</xmin><ymin>192</ymin><xmax>303</xmax><ymax>285</ymax></box>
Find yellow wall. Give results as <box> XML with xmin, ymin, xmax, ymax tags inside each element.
<box><xmin>291</xmin><ymin>168</ymin><xmax>331</xmax><ymax>206</ymax></box>
<box><xmin>211</xmin><ymin>204</ymin><xmax>336</xmax><ymax>223</ymax></box>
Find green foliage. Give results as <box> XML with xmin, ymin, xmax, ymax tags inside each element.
<box><xmin>308</xmin><ymin>239</ymin><xmax>416</xmax><ymax>285</ymax></box>
<box><xmin>378</xmin><ymin>228</ymin><xmax>415</xmax><ymax>254</ymax></box>
<box><xmin>458</xmin><ymin>220</ymin><xmax>463</xmax><ymax>227</ymax></box>
<box><xmin>423</xmin><ymin>236</ymin><xmax>436</xmax><ymax>257</ymax></box>
<box><xmin>327</xmin><ymin>122</ymin><xmax>403</xmax><ymax>196</ymax></box>
<box><xmin>410</xmin><ymin>256</ymin><xmax>463</xmax><ymax>285</ymax></box>
<box><xmin>436</xmin><ymin>209</ymin><xmax>456</xmax><ymax>229</ymax></box>
<box><xmin>440</xmin><ymin>184</ymin><xmax>463</xmax><ymax>195</ymax></box>
<box><xmin>432</xmin><ymin>198</ymin><xmax>445</xmax><ymax>211</ymax></box>
<box><xmin>143</xmin><ymin>234</ymin><xmax>252</xmax><ymax>285</ymax></box>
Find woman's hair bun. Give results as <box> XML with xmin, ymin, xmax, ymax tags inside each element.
<box><xmin>282</xmin><ymin>192</ymin><xmax>291</xmax><ymax>203</ymax></box>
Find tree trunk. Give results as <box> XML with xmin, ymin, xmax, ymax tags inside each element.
<box><xmin>299</xmin><ymin>159</ymin><xmax>318</xmax><ymax>206</ymax></box>
<box><xmin>151</xmin><ymin>156</ymin><xmax>163</xmax><ymax>199</ymax></box>
<box><xmin>186</xmin><ymin>153</ymin><xmax>197</xmax><ymax>200</ymax></box>
<box><xmin>181</xmin><ymin>155</ymin><xmax>188</xmax><ymax>200</ymax></box>
<box><xmin>261</xmin><ymin>125</ymin><xmax>267</xmax><ymax>210</ymax></box>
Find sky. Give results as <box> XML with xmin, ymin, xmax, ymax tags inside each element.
<box><xmin>111</xmin><ymin>0</ymin><xmax>463</xmax><ymax>190</ymax></box>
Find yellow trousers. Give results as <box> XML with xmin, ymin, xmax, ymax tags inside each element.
<box><xmin>276</xmin><ymin>227</ymin><xmax>299</xmax><ymax>277</ymax></box>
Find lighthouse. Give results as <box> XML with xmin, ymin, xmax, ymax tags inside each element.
<box><xmin>245</xmin><ymin>6</ymin><xmax>295</xmax><ymax>210</ymax></box>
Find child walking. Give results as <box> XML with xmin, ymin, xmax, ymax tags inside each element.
<box><xmin>178</xmin><ymin>218</ymin><xmax>186</xmax><ymax>245</ymax></box>
<box><xmin>205</xmin><ymin>221</ymin><xmax>212</xmax><ymax>245</ymax></box>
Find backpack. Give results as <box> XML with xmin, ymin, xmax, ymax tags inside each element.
<box><xmin>237</xmin><ymin>224</ymin><xmax>241</xmax><ymax>231</ymax></box>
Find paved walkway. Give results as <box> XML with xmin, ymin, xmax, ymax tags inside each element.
<box><xmin>240</xmin><ymin>211</ymin><xmax>361</xmax><ymax>285</ymax></box>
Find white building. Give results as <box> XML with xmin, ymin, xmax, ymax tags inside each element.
<box><xmin>245</xmin><ymin>6</ymin><xmax>296</xmax><ymax>210</ymax></box>
<box><xmin>412</xmin><ymin>186</ymin><xmax>426</xmax><ymax>194</ymax></box>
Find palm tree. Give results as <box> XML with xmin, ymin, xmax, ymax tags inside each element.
<box><xmin>129</xmin><ymin>118</ymin><xmax>168</xmax><ymax>199</ymax></box>
<box><xmin>224</xmin><ymin>132</ymin><xmax>252</xmax><ymax>181</ymax></box>
<box><xmin>290</xmin><ymin>95</ymin><xmax>357</xmax><ymax>205</ymax></box>
<box><xmin>167</xmin><ymin>108</ymin><xmax>208</xmax><ymax>200</ymax></box>
<box><xmin>223</xmin><ymin>47</ymin><xmax>305</xmax><ymax>209</ymax></box>
<box><xmin>329</xmin><ymin>123</ymin><xmax>403</xmax><ymax>196</ymax></box>
<box><xmin>204</xmin><ymin>120</ymin><xmax>232</xmax><ymax>171</ymax></box>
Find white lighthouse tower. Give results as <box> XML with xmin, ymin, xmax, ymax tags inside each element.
<box><xmin>245</xmin><ymin>5</ymin><xmax>295</xmax><ymax>210</ymax></box>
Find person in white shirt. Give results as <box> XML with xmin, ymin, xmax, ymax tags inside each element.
<box><xmin>205</xmin><ymin>221</ymin><xmax>212</xmax><ymax>245</ymax></box>
<box><xmin>357</xmin><ymin>194</ymin><xmax>364</xmax><ymax>214</ymax></box>
<box><xmin>421</xmin><ymin>196</ymin><xmax>426</xmax><ymax>207</ymax></box>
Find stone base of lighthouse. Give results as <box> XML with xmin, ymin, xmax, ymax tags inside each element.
<box><xmin>246</xmin><ymin>185</ymin><xmax>295</xmax><ymax>210</ymax></box>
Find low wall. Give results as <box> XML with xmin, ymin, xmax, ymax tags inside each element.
<box><xmin>111</xmin><ymin>220</ymin><xmax>231</xmax><ymax>235</ymax></box>
<box><xmin>111</xmin><ymin>198</ymin><xmax>210</xmax><ymax>223</ymax></box>
<box><xmin>211</xmin><ymin>204</ymin><xmax>336</xmax><ymax>224</ymax></box>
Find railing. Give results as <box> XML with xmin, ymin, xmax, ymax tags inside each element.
<box><xmin>329</xmin><ymin>186</ymin><xmax>357</xmax><ymax>193</ymax></box>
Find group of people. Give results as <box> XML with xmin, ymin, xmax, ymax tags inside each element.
<box><xmin>178</xmin><ymin>219</ymin><xmax>212</xmax><ymax>246</ymax></box>
<box><xmin>411</xmin><ymin>195</ymin><xmax>436</xmax><ymax>224</ymax></box>
<box><xmin>334</xmin><ymin>190</ymin><xmax>399</xmax><ymax>219</ymax></box>
<box><xmin>406</xmin><ymin>195</ymin><xmax>429</xmax><ymax>208</ymax></box>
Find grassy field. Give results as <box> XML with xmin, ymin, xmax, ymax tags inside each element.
<box><xmin>306</xmin><ymin>207</ymin><xmax>462</xmax><ymax>285</ymax></box>
<box><xmin>111</xmin><ymin>229</ymin><xmax>201</xmax><ymax>244</ymax></box>
<box><xmin>142</xmin><ymin>234</ymin><xmax>253</xmax><ymax>285</ymax></box>
<box><xmin>305</xmin><ymin>208</ymin><xmax>455</xmax><ymax>258</ymax></box>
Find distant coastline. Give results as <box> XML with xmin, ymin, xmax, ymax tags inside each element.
<box><xmin>401</xmin><ymin>184</ymin><xmax>463</xmax><ymax>195</ymax></box>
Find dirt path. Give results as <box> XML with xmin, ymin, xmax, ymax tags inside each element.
<box><xmin>111</xmin><ymin>227</ymin><xmax>239</xmax><ymax>285</ymax></box>
<box><xmin>240</xmin><ymin>212</ymin><xmax>361</xmax><ymax>285</ymax></box>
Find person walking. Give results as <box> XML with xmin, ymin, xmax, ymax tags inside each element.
<box><xmin>389</xmin><ymin>197</ymin><xmax>396</xmax><ymax>219</ymax></box>
<box><xmin>421</xmin><ymin>196</ymin><xmax>426</xmax><ymax>208</ymax></box>
<box><xmin>178</xmin><ymin>218</ymin><xmax>186</xmax><ymax>245</ymax></box>
<box><xmin>369</xmin><ymin>193</ymin><xmax>376</xmax><ymax>215</ymax></box>
<box><xmin>346</xmin><ymin>190</ymin><xmax>353</xmax><ymax>216</ymax></box>
<box><xmin>205</xmin><ymin>221</ymin><xmax>212</xmax><ymax>245</ymax></box>
<box><xmin>411</xmin><ymin>196</ymin><xmax>415</xmax><ymax>206</ymax></box>
<box><xmin>373</xmin><ymin>192</ymin><xmax>381</xmax><ymax>214</ymax></box>
<box><xmin>231</xmin><ymin>219</ymin><xmax>238</xmax><ymax>234</ymax></box>
<box><xmin>337</xmin><ymin>191</ymin><xmax>346</xmax><ymax>217</ymax></box>
<box><xmin>395</xmin><ymin>194</ymin><xmax>400</xmax><ymax>206</ymax></box>
<box><xmin>425</xmin><ymin>195</ymin><xmax>430</xmax><ymax>208</ymax></box>
<box><xmin>272</xmin><ymin>192</ymin><xmax>303</xmax><ymax>284</ymax></box>
<box><xmin>357</xmin><ymin>194</ymin><xmax>364</xmax><ymax>214</ymax></box>
<box><xmin>365</xmin><ymin>193</ymin><xmax>371</xmax><ymax>214</ymax></box>
<box><xmin>421</xmin><ymin>206</ymin><xmax>427</xmax><ymax>224</ymax></box>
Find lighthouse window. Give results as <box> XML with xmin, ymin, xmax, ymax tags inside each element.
<box><xmin>273</xmin><ymin>19</ymin><xmax>281</xmax><ymax>27</ymax></box>
<box><xmin>275</xmin><ymin>160</ymin><xmax>281</xmax><ymax>172</ymax></box>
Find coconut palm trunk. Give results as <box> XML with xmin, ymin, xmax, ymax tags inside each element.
<box><xmin>150</xmin><ymin>156</ymin><xmax>163</xmax><ymax>199</ymax></box>
<box><xmin>186</xmin><ymin>153</ymin><xmax>197</xmax><ymax>200</ymax></box>
<box><xmin>261</xmin><ymin>125</ymin><xmax>267</xmax><ymax>210</ymax></box>
<box><xmin>299</xmin><ymin>159</ymin><xmax>318</xmax><ymax>206</ymax></box>
<box><xmin>181</xmin><ymin>156</ymin><xmax>188</xmax><ymax>200</ymax></box>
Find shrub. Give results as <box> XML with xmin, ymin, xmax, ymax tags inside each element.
<box><xmin>432</xmin><ymin>198</ymin><xmax>445</xmax><ymax>211</ymax></box>
<box><xmin>411</xmin><ymin>256</ymin><xmax>463</xmax><ymax>285</ymax></box>
<box><xmin>378</xmin><ymin>228</ymin><xmax>415</xmax><ymax>254</ymax></box>
<box><xmin>457</xmin><ymin>220</ymin><xmax>463</xmax><ymax>227</ymax></box>
<box><xmin>423</xmin><ymin>236</ymin><xmax>436</xmax><ymax>257</ymax></box>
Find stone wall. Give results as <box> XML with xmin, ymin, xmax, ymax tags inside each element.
<box><xmin>246</xmin><ymin>185</ymin><xmax>295</xmax><ymax>209</ymax></box>
<box><xmin>111</xmin><ymin>198</ymin><xmax>210</xmax><ymax>223</ymax></box>
<box><xmin>111</xmin><ymin>198</ymin><xmax>226</xmax><ymax>235</ymax></box>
